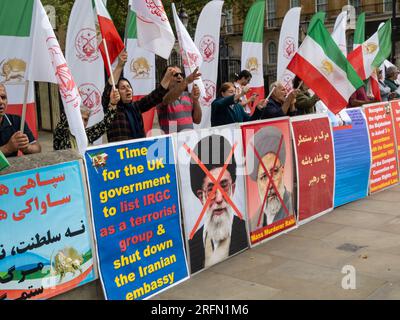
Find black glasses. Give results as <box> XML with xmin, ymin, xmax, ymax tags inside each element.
<box><xmin>173</xmin><ymin>72</ymin><xmax>184</xmax><ymax>78</ymax></box>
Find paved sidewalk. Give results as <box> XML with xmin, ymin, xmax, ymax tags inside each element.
<box><xmin>39</xmin><ymin>129</ymin><xmax>400</xmax><ymax>300</ymax></box>
<box><xmin>154</xmin><ymin>186</ymin><xmax>400</xmax><ymax>300</ymax></box>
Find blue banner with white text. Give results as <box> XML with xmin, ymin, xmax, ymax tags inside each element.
<box><xmin>333</xmin><ymin>108</ymin><xmax>371</xmax><ymax>207</ymax></box>
<box><xmin>84</xmin><ymin>136</ymin><xmax>189</xmax><ymax>300</ymax></box>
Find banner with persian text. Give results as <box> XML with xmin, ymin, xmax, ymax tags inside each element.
<box><xmin>84</xmin><ymin>136</ymin><xmax>188</xmax><ymax>300</ymax></box>
<box><xmin>291</xmin><ymin>114</ymin><xmax>335</xmax><ymax>223</ymax></box>
<box><xmin>0</xmin><ymin>161</ymin><xmax>96</xmax><ymax>300</ymax></box>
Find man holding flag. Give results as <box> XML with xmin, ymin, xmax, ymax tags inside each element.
<box><xmin>0</xmin><ymin>84</ymin><xmax>41</xmax><ymax>157</ymax></box>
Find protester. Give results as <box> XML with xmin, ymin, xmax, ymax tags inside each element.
<box><xmin>260</xmin><ymin>82</ymin><xmax>298</xmax><ymax>119</ymax></box>
<box><xmin>0</xmin><ymin>84</ymin><xmax>41</xmax><ymax>157</ymax></box>
<box><xmin>211</xmin><ymin>82</ymin><xmax>266</xmax><ymax>127</ymax></box>
<box><xmin>384</xmin><ymin>66</ymin><xmax>400</xmax><ymax>99</ymax></box>
<box><xmin>156</xmin><ymin>65</ymin><xmax>202</xmax><ymax>133</ymax></box>
<box><xmin>292</xmin><ymin>76</ymin><xmax>319</xmax><ymax>115</ymax></box>
<box><xmin>377</xmin><ymin>69</ymin><xmax>394</xmax><ymax>102</ymax></box>
<box><xmin>233</xmin><ymin>70</ymin><xmax>257</xmax><ymax>113</ymax></box>
<box><xmin>101</xmin><ymin>51</ymin><xmax>201</xmax><ymax>142</ymax></box>
<box><xmin>53</xmin><ymin>89</ymin><xmax>120</xmax><ymax>150</ymax></box>
<box><xmin>348</xmin><ymin>85</ymin><xmax>376</xmax><ymax>108</ymax></box>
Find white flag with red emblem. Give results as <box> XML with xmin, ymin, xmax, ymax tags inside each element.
<box><xmin>172</xmin><ymin>3</ymin><xmax>205</xmax><ymax>97</ymax></box>
<box><xmin>26</xmin><ymin>0</ymin><xmax>87</xmax><ymax>153</ymax></box>
<box><xmin>277</xmin><ymin>7</ymin><xmax>301</xmax><ymax>90</ymax></box>
<box><xmin>132</xmin><ymin>0</ymin><xmax>175</xmax><ymax>60</ymax></box>
<box><xmin>66</xmin><ymin>0</ymin><xmax>105</xmax><ymax>144</ymax></box>
<box><xmin>194</xmin><ymin>0</ymin><xmax>224</xmax><ymax>128</ymax></box>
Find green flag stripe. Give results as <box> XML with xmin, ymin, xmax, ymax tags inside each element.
<box><xmin>308</xmin><ymin>12</ymin><xmax>326</xmax><ymax>33</ymax></box>
<box><xmin>309</xmin><ymin>20</ymin><xmax>363</xmax><ymax>88</ymax></box>
<box><xmin>372</xmin><ymin>20</ymin><xmax>392</xmax><ymax>67</ymax></box>
<box><xmin>126</xmin><ymin>10</ymin><xmax>137</xmax><ymax>39</ymax></box>
<box><xmin>243</xmin><ymin>0</ymin><xmax>265</xmax><ymax>43</ymax></box>
<box><xmin>354</xmin><ymin>12</ymin><xmax>365</xmax><ymax>45</ymax></box>
<box><xmin>0</xmin><ymin>0</ymin><xmax>34</xmax><ymax>37</ymax></box>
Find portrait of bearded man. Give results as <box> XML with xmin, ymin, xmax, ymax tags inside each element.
<box><xmin>188</xmin><ymin>134</ymin><xmax>248</xmax><ymax>273</ymax></box>
<box><xmin>247</xmin><ymin>126</ymin><xmax>294</xmax><ymax>232</ymax></box>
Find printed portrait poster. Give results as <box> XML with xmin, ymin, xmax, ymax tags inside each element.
<box><xmin>333</xmin><ymin>108</ymin><xmax>372</xmax><ymax>207</ymax></box>
<box><xmin>174</xmin><ymin>125</ymin><xmax>249</xmax><ymax>274</ymax></box>
<box><xmin>241</xmin><ymin>118</ymin><xmax>296</xmax><ymax>247</ymax></box>
<box><xmin>291</xmin><ymin>114</ymin><xmax>335</xmax><ymax>224</ymax></box>
<box><xmin>390</xmin><ymin>100</ymin><xmax>400</xmax><ymax>169</ymax></box>
<box><xmin>0</xmin><ymin>161</ymin><xmax>96</xmax><ymax>300</ymax></box>
<box><xmin>84</xmin><ymin>136</ymin><xmax>189</xmax><ymax>300</ymax></box>
<box><xmin>364</xmin><ymin>102</ymin><xmax>399</xmax><ymax>194</ymax></box>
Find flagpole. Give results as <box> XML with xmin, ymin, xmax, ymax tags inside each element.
<box><xmin>103</xmin><ymin>38</ymin><xmax>116</xmax><ymax>90</ymax></box>
<box><xmin>19</xmin><ymin>80</ymin><xmax>30</xmax><ymax>132</ymax></box>
<box><xmin>266</xmin><ymin>86</ymin><xmax>275</xmax><ymax>100</ymax></box>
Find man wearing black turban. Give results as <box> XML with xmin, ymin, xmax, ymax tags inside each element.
<box><xmin>188</xmin><ymin>134</ymin><xmax>248</xmax><ymax>273</ymax></box>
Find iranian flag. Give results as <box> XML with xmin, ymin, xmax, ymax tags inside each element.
<box><xmin>92</xmin><ymin>0</ymin><xmax>124</xmax><ymax>75</ymax></box>
<box><xmin>28</xmin><ymin>0</ymin><xmax>87</xmax><ymax>153</ymax></box>
<box><xmin>124</xmin><ymin>4</ymin><xmax>156</xmax><ymax>134</ymax></box>
<box><xmin>287</xmin><ymin>20</ymin><xmax>363</xmax><ymax>114</ymax></box>
<box><xmin>353</xmin><ymin>12</ymin><xmax>365</xmax><ymax>49</ymax></box>
<box><xmin>0</xmin><ymin>1</ymin><xmax>37</xmax><ymax>138</ymax></box>
<box><xmin>347</xmin><ymin>19</ymin><xmax>392</xmax><ymax>80</ymax></box>
<box><xmin>241</xmin><ymin>0</ymin><xmax>265</xmax><ymax>114</ymax></box>
<box><xmin>66</xmin><ymin>0</ymin><xmax>105</xmax><ymax>144</ymax></box>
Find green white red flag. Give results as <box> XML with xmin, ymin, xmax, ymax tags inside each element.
<box><xmin>241</xmin><ymin>0</ymin><xmax>265</xmax><ymax>114</ymax></box>
<box><xmin>92</xmin><ymin>0</ymin><xmax>124</xmax><ymax>75</ymax></box>
<box><xmin>348</xmin><ymin>19</ymin><xmax>392</xmax><ymax>81</ymax></box>
<box><xmin>0</xmin><ymin>0</ymin><xmax>87</xmax><ymax>153</ymax></box>
<box><xmin>287</xmin><ymin>20</ymin><xmax>363</xmax><ymax>114</ymax></box>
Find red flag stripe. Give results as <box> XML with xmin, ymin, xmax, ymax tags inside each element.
<box><xmin>288</xmin><ymin>54</ymin><xmax>349</xmax><ymax>114</ymax></box>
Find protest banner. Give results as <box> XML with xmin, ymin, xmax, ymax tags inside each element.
<box><xmin>291</xmin><ymin>114</ymin><xmax>335</xmax><ymax>224</ymax></box>
<box><xmin>84</xmin><ymin>136</ymin><xmax>188</xmax><ymax>300</ymax></box>
<box><xmin>391</xmin><ymin>100</ymin><xmax>400</xmax><ymax>170</ymax></box>
<box><xmin>175</xmin><ymin>126</ymin><xmax>249</xmax><ymax>274</ymax></box>
<box><xmin>364</xmin><ymin>102</ymin><xmax>399</xmax><ymax>193</ymax></box>
<box><xmin>241</xmin><ymin>118</ymin><xmax>296</xmax><ymax>247</ymax></box>
<box><xmin>333</xmin><ymin>108</ymin><xmax>372</xmax><ymax>207</ymax></box>
<box><xmin>0</xmin><ymin>161</ymin><xmax>96</xmax><ymax>300</ymax></box>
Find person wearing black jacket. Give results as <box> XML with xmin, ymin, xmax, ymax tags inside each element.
<box><xmin>102</xmin><ymin>51</ymin><xmax>201</xmax><ymax>142</ymax></box>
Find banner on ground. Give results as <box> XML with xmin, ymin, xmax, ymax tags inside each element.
<box><xmin>241</xmin><ymin>118</ymin><xmax>296</xmax><ymax>247</ymax></box>
<box><xmin>333</xmin><ymin>108</ymin><xmax>371</xmax><ymax>207</ymax></box>
<box><xmin>0</xmin><ymin>161</ymin><xmax>96</xmax><ymax>300</ymax></box>
<box><xmin>364</xmin><ymin>102</ymin><xmax>399</xmax><ymax>193</ymax></box>
<box><xmin>291</xmin><ymin>114</ymin><xmax>335</xmax><ymax>224</ymax></box>
<box><xmin>84</xmin><ymin>136</ymin><xmax>188</xmax><ymax>300</ymax></box>
<box><xmin>175</xmin><ymin>126</ymin><xmax>249</xmax><ymax>274</ymax></box>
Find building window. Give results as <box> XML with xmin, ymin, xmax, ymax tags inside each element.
<box><xmin>383</xmin><ymin>0</ymin><xmax>393</xmax><ymax>12</ymax></box>
<box><xmin>291</xmin><ymin>0</ymin><xmax>301</xmax><ymax>7</ymax></box>
<box><xmin>348</xmin><ymin>0</ymin><xmax>361</xmax><ymax>15</ymax></box>
<box><xmin>268</xmin><ymin>41</ymin><xmax>277</xmax><ymax>65</ymax></box>
<box><xmin>267</xmin><ymin>0</ymin><xmax>277</xmax><ymax>28</ymax></box>
<box><xmin>316</xmin><ymin>0</ymin><xmax>328</xmax><ymax>12</ymax></box>
<box><xmin>225</xmin><ymin>9</ymin><xmax>234</xmax><ymax>34</ymax></box>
